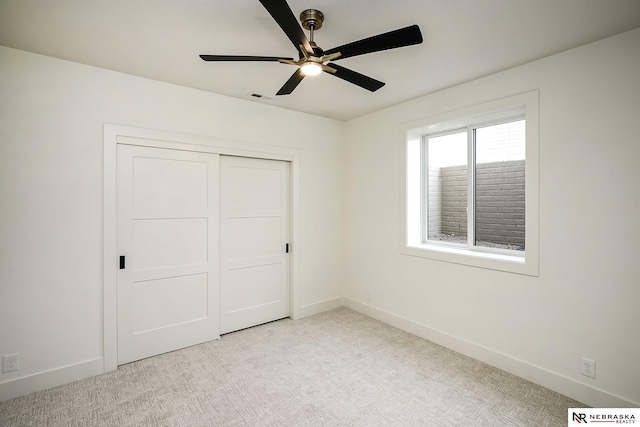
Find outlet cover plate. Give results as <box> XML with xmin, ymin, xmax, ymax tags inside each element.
<box><xmin>2</xmin><ymin>353</ymin><xmax>19</xmax><ymax>373</ymax></box>
<box><xmin>580</xmin><ymin>357</ymin><xmax>596</xmax><ymax>379</ymax></box>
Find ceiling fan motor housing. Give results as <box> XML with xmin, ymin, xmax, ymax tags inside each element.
<box><xmin>300</xmin><ymin>9</ymin><xmax>324</xmax><ymax>31</ymax></box>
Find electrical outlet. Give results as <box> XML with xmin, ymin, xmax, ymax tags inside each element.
<box><xmin>367</xmin><ymin>290</ymin><xmax>372</xmax><ymax>302</ymax></box>
<box><xmin>2</xmin><ymin>353</ymin><xmax>19</xmax><ymax>373</ymax></box>
<box><xmin>580</xmin><ymin>357</ymin><xmax>596</xmax><ymax>379</ymax></box>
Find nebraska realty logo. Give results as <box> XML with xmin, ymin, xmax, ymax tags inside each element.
<box><xmin>569</xmin><ymin>408</ymin><xmax>639</xmax><ymax>424</ymax></box>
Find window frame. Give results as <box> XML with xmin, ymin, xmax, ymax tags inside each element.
<box><xmin>400</xmin><ymin>91</ymin><xmax>539</xmax><ymax>276</ymax></box>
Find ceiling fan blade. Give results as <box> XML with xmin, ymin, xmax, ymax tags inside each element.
<box><xmin>276</xmin><ymin>69</ymin><xmax>305</xmax><ymax>95</ymax></box>
<box><xmin>324</xmin><ymin>63</ymin><xmax>385</xmax><ymax>92</ymax></box>
<box><xmin>200</xmin><ymin>55</ymin><xmax>293</xmax><ymax>62</ymax></box>
<box><xmin>259</xmin><ymin>0</ymin><xmax>313</xmax><ymax>57</ymax></box>
<box><xmin>324</xmin><ymin>24</ymin><xmax>423</xmax><ymax>60</ymax></box>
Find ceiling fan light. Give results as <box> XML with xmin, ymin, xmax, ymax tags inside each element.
<box><xmin>300</xmin><ymin>62</ymin><xmax>322</xmax><ymax>76</ymax></box>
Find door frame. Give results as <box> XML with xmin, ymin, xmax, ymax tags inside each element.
<box><xmin>103</xmin><ymin>124</ymin><xmax>300</xmax><ymax>373</ymax></box>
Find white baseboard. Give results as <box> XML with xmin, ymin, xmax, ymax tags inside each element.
<box><xmin>343</xmin><ymin>297</ymin><xmax>638</xmax><ymax>408</ymax></box>
<box><xmin>297</xmin><ymin>297</ymin><xmax>345</xmax><ymax>319</ymax></box>
<box><xmin>0</xmin><ymin>357</ymin><xmax>104</xmax><ymax>402</ymax></box>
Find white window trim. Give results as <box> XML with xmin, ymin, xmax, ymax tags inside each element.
<box><xmin>399</xmin><ymin>91</ymin><xmax>539</xmax><ymax>276</ymax></box>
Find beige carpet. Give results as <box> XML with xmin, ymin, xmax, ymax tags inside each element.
<box><xmin>0</xmin><ymin>307</ymin><xmax>583</xmax><ymax>426</ymax></box>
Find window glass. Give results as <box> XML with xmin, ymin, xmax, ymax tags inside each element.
<box><xmin>474</xmin><ymin>120</ymin><xmax>525</xmax><ymax>250</ymax></box>
<box><xmin>426</xmin><ymin>131</ymin><xmax>467</xmax><ymax>245</ymax></box>
<box><xmin>423</xmin><ymin>119</ymin><xmax>525</xmax><ymax>253</ymax></box>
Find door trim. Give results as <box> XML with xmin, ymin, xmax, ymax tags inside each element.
<box><xmin>103</xmin><ymin>124</ymin><xmax>300</xmax><ymax>373</ymax></box>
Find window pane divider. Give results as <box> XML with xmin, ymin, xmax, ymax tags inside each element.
<box><xmin>467</xmin><ymin>126</ymin><xmax>475</xmax><ymax>250</ymax></box>
<box><xmin>420</xmin><ymin>135</ymin><xmax>427</xmax><ymax>244</ymax></box>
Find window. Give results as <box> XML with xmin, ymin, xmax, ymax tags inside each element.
<box><xmin>401</xmin><ymin>91</ymin><xmax>538</xmax><ymax>276</ymax></box>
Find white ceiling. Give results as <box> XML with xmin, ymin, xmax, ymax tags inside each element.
<box><xmin>1</xmin><ymin>0</ymin><xmax>639</xmax><ymax>121</ymax></box>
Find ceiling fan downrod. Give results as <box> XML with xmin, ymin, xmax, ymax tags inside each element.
<box><xmin>300</xmin><ymin>9</ymin><xmax>324</xmax><ymax>43</ymax></box>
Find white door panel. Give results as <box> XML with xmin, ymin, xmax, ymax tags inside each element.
<box><xmin>117</xmin><ymin>144</ymin><xmax>219</xmax><ymax>365</ymax></box>
<box><xmin>225</xmin><ymin>216</ymin><xmax>282</xmax><ymax>259</ymax></box>
<box><xmin>223</xmin><ymin>263</ymin><xmax>283</xmax><ymax>310</ymax></box>
<box><xmin>131</xmin><ymin>156</ymin><xmax>209</xmax><ymax>209</ymax></box>
<box><xmin>225</xmin><ymin>166</ymin><xmax>284</xmax><ymax>210</ymax></box>
<box><xmin>132</xmin><ymin>273</ymin><xmax>209</xmax><ymax>333</ymax></box>
<box><xmin>133</xmin><ymin>218</ymin><xmax>209</xmax><ymax>270</ymax></box>
<box><xmin>220</xmin><ymin>156</ymin><xmax>289</xmax><ymax>334</ymax></box>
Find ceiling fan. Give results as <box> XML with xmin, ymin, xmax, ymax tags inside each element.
<box><xmin>200</xmin><ymin>0</ymin><xmax>423</xmax><ymax>96</ymax></box>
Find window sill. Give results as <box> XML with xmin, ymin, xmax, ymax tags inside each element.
<box><xmin>401</xmin><ymin>243</ymin><xmax>538</xmax><ymax>276</ymax></box>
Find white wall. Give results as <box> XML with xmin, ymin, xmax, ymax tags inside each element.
<box><xmin>0</xmin><ymin>46</ymin><xmax>345</xmax><ymax>400</ymax></box>
<box><xmin>343</xmin><ymin>28</ymin><xmax>640</xmax><ymax>407</ymax></box>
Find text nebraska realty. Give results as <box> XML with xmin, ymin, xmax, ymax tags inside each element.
<box><xmin>573</xmin><ymin>412</ymin><xmax>636</xmax><ymax>424</ymax></box>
